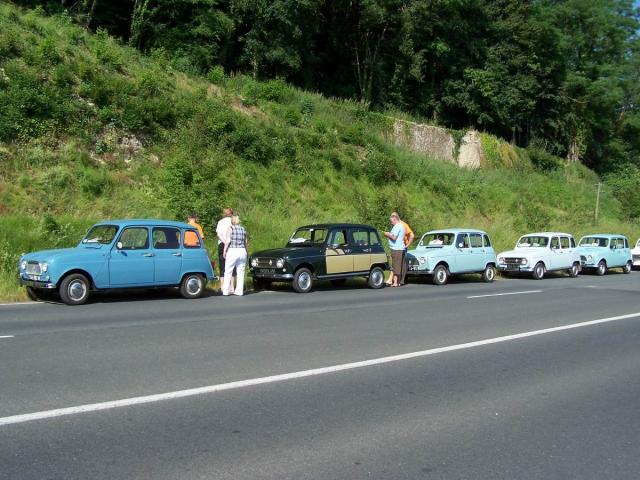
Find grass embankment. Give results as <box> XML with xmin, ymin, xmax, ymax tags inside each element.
<box><xmin>0</xmin><ymin>3</ymin><xmax>637</xmax><ymax>300</ymax></box>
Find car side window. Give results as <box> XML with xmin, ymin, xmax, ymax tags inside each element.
<box><xmin>184</xmin><ymin>229</ymin><xmax>202</xmax><ymax>249</ymax></box>
<box><xmin>153</xmin><ymin>227</ymin><xmax>181</xmax><ymax>249</ymax></box>
<box><xmin>456</xmin><ymin>233</ymin><xmax>470</xmax><ymax>249</ymax></box>
<box><xmin>483</xmin><ymin>234</ymin><xmax>492</xmax><ymax>247</ymax></box>
<box><xmin>119</xmin><ymin>227</ymin><xmax>149</xmax><ymax>250</ymax></box>
<box><xmin>570</xmin><ymin>237</ymin><xmax>576</xmax><ymax>248</ymax></box>
<box><xmin>560</xmin><ymin>237</ymin><xmax>570</xmax><ymax>249</ymax></box>
<box><xmin>470</xmin><ymin>233</ymin><xmax>483</xmax><ymax>248</ymax></box>
<box><xmin>551</xmin><ymin>237</ymin><xmax>560</xmax><ymax>249</ymax></box>
<box><xmin>625</xmin><ymin>238</ymin><xmax>629</xmax><ymax>248</ymax></box>
<box><xmin>328</xmin><ymin>229</ymin><xmax>348</xmax><ymax>247</ymax></box>
<box><xmin>351</xmin><ymin>229</ymin><xmax>369</xmax><ymax>246</ymax></box>
<box><xmin>369</xmin><ymin>231</ymin><xmax>382</xmax><ymax>246</ymax></box>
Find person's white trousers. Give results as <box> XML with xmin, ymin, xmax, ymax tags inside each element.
<box><xmin>223</xmin><ymin>248</ymin><xmax>247</xmax><ymax>296</ymax></box>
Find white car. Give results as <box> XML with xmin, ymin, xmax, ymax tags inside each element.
<box><xmin>632</xmin><ymin>239</ymin><xmax>640</xmax><ymax>269</ymax></box>
<box><xmin>497</xmin><ymin>232</ymin><xmax>581</xmax><ymax>280</ymax></box>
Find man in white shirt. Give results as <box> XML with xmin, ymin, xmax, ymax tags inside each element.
<box><xmin>216</xmin><ymin>208</ymin><xmax>234</xmax><ymax>280</ymax></box>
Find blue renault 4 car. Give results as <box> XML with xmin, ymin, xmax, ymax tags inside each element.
<box><xmin>406</xmin><ymin>228</ymin><xmax>498</xmax><ymax>285</ymax></box>
<box><xmin>18</xmin><ymin>219</ymin><xmax>216</xmax><ymax>305</ymax></box>
<box><xmin>577</xmin><ymin>234</ymin><xmax>632</xmax><ymax>275</ymax></box>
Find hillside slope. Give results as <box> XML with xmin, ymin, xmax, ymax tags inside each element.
<box><xmin>0</xmin><ymin>3</ymin><xmax>635</xmax><ymax>299</ymax></box>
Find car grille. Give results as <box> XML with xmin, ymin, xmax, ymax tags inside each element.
<box><xmin>633</xmin><ymin>254</ymin><xmax>640</xmax><ymax>262</ymax></box>
<box><xmin>503</xmin><ymin>257</ymin><xmax>524</xmax><ymax>265</ymax></box>
<box><xmin>26</xmin><ymin>262</ymin><xmax>42</xmax><ymax>275</ymax></box>
<box><xmin>253</xmin><ymin>257</ymin><xmax>280</xmax><ymax>268</ymax></box>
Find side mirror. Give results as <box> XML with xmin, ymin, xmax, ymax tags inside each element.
<box><xmin>458</xmin><ymin>242</ymin><xmax>464</xmax><ymax>248</ymax></box>
<box><xmin>116</xmin><ymin>241</ymin><xmax>124</xmax><ymax>250</ymax></box>
<box><xmin>329</xmin><ymin>244</ymin><xmax>339</xmax><ymax>249</ymax></box>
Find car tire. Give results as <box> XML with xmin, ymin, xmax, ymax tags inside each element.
<box><xmin>482</xmin><ymin>265</ymin><xmax>496</xmax><ymax>283</ymax></box>
<box><xmin>569</xmin><ymin>262</ymin><xmax>580</xmax><ymax>278</ymax></box>
<box><xmin>330</xmin><ymin>278</ymin><xmax>348</xmax><ymax>287</ymax></box>
<box><xmin>596</xmin><ymin>260</ymin><xmax>607</xmax><ymax>276</ymax></box>
<box><xmin>368</xmin><ymin>266</ymin><xmax>385</xmax><ymax>289</ymax></box>
<box><xmin>623</xmin><ymin>261</ymin><xmax>632</xmax><ymax>274</ymax></box>
<box><xmin>253</xmin><ymin>278</ymin><xmax>272</xmax><ymax>291</ymax></box>
<box><xmin>180</xmin><ymin>273</ymin><xmax>205</xmax><ymax>299</ymax></box>
<box><xmin>532</xmin><ymin>262</ymin><xmax>545</xmax><ymax>280</ymax></box>
<box><xmin>432</xmin><ymin>265</ymin><xmax>449</xmax><ymax>285</ymax></box>
<box><xmin>59</xmin><ymin>273</ymin><xmax>91</xmax><ymax>306</ymax></box>
<box><xmin>293</xmin><ymin>268</ymin><xmax>313</xmax><ymax>293</ymax></box>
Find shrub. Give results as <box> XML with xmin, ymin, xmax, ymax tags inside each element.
<box><xmin>362</xmin><ymin>144</ymin><xmax>401</xmax><ymax>184</ymax></box>
<box><xmin>605</xmin><ymin>164</ymin><xmax>640</xmax><ymax>220</ymax></box>
<box><xmin>94</xmin><ymin>28</ymin><xmax>123</xmax><ymax>70</ymax></box>
<box><xmin>528</xmin><ymin>147</ymin><xmax>563</xmax><ymax>172</ymax></box>
<box><xmin>206</xmin><ymin>65</ymin><xmax>225</xmax><ymax>84</ymax></box>
<box><xmin>80</xmin><ymin>169</ymin><xmax>114</xmax><ymax>197</ymax></box>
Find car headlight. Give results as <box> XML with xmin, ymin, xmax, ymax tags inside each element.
<box><xmin>251</xmin><ymin>258</ymin><xmax>258</xmax><ymax>267</ymax></box>
<box><xmin>521</xmin><ymin>258</ymin><xmax>528</xmax><ymax>266</ymax></box>
<box><xmin>21</xmin><ymin>261</ymin><xmax>27</xmax><ymax>271</ymax></box>
<box><xmin>419</xmin><ymin>257</ymin><xmax>426</xmax><ymax>264</ymax></box>
<box><xmin>587</xmin><ymin>255</ymin><xmax>593</xmax><ymax>262</ymax></box>
<box><xmin>41</xmin><ymin>262</ymin><xmax>48</xmax><ymax>272</ymax></box>
<box><xmin>498</xmin><ymin>257</ymin><xmax>504</xmax><ymax>264</ymax></box>
<box><xmin>276</xmin><ymin>258</ymin><xmax>285</xmax><ymax>268</ymax></box>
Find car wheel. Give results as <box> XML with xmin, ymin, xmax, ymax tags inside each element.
<box><xmin>596</xmin><ymin>260</ymin><xmax>607</xmax><ymax>276</ymax></box>
<box><xmin>253</xmin><ymin>278</ymin><xmax>272</xmax><ymax>291</ymax></box>
<box><xmin>293</xmin><ymin>268</ymin><xmax>313</xmax><ymax>293</ymax></box>
<box><xmin>59</xmin><ymin>273</ymin><xmax>90</xmax><ymax>305</ymax></box>
<box><xmin>532</xmin><ymin>262</ymin><xmax>545</xmax><ymax>280</ymax></box>
<box><xmin>368</xmin><ymin>266</ymin><xmax>385</xmax><ymax>289</ymax></box>
<box><xmin>569</xmin><ymin>262</ymin><xmax>580</xmax><ymax>278</ymax></box>
<box><xmin>180</xmin><ymin>273</ymin><xmax>205</xmax><ymax>299</ymax></box>
<box><xmin>432</xmin><ymin>265</ymin><xmax>449</xmax><ymax>285</ymax></box>
<box><xmin>482</xmin><ymin>265</ymin><xmax>496</xmax><ymax>283</ymax></box>
<box><xmin>330</xmin><ymin>278</ymin><xmax>348</xmax><ymax>287</ymax></box>
<box><xmin>623</xmin><ymin>261</ymin><xmax>632</xmax><ymax>274</ymax></box>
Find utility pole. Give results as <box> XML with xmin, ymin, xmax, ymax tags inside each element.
<box><xmin>594</xmin><ymin>182</ymin><xmax>602</xmax><ymax>225</ymax></box>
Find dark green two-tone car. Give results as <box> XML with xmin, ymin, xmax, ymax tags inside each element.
<box><xmin>249</xmin><ymin>223</ymin><xmax>389</xmax><ymax>293</ymax></box>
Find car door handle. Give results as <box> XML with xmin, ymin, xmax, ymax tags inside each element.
<box><xmin>343</xmin><ymin>249</ymin><xmax>352</xmax><ymax>254</ymax></box>
<box><xmin>143</xmin><ymin>253</ymin><xmax>155</xmax><ymax>257</ymax></box>
<box><xmin>172</xmin><ymin>252</ymin><xmax>183</xmax><ymax>257</ymax></box>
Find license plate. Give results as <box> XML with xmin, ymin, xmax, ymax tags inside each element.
<box><xmin>505</xmin><ymin>265</ymin><xmax>519</xmax><ymax>271</ymax></box>
<box><xmin>409</xmin><ymin>266</ymin><xmax>419</xmax><ymax>271</ymax></box>
<box><xmin>259</xmin><ymin>269</ymin><xmax>276</xmax><ymax>274</ymax></box>
<box><xmin>28</xmin><ymin>274</ymin><xmax>41</xmax><ymax>280</ymax></box>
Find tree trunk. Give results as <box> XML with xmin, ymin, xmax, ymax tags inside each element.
<box><xmin>567</xmin><ymin>138</ymin><xmax>579</xmax><ymax>162</ymax></box>
<box><xmin>84</xmin><ymin>0</ymin><xmax>98</xmax><ymax>28</ymax></box>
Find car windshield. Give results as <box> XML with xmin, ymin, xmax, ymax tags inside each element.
<box><xmin>287</xmin><ymin>227</ymin><xmax>327</xmax><ymax>246</ymax></box>
<box><xmin>419</xmin><ymin>232</ymin><xmax>455</xmax><ymax>247</ymax></box>
<box><xmin>517</xmin><ymin>236</ymin><xmax>549</xmax><ymax>248</ymax></box>
<box><xmin>579</xmin><ymin>236</ymin><xmax>609</xmax><ymax>248</ymax></box>
<box><xmin>82</xmin><ymin>225</ymin><xmax>118</xmax><ymax>245</ymax></box>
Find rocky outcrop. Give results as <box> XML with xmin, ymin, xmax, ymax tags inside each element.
<box><xmin>391</xmin><ymin>118</ymin><xmax>483</xmax><ymax>169</ymax></box>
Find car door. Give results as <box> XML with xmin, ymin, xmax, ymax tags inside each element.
<box><xmin>349</xmin><ymin>228</ymin><xmax>371</xmax><ymax>273</ymax></box>
<box><xmin>483</xmin><ymin>234</ymin><xmax>497</xmax><ymax>264</ymax></box>
<box><xmin>109</xmin><ymin>226</ymin><xmax>154</xmax><ymax>286</ymax></box>
<box><xmin>152</xmin><ymin>226</ymin><xmax>183</xmax><ymax>285</ymax></box>
<box><xmin>559</xmin><ymin>236</ymin><xmax>573</xmax><ymax>268</ymax></box>
<box><xmin>611</xmin><ymin>237</ymin><xmax>626</xmax><ymax>267</ymax></box>
<box><xmin>549</xmin><ymin>236</ymin><xmax>563</xmax><ymax>270</ymax></box>
<box><xmin>453</xmin><ymin>233</ymin><xmax>471</xmax><ymax>273</ymax></box>
<box><xmin>325</xmin><ymin>228</ymin><xmax>353</xmax><ymax>274</ymax></box>
<box><xmin>467</xmin><ymin>233</ymin><xmax>486</xmax><ymax>271</ymax></box>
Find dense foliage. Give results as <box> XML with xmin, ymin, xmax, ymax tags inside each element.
<box><xmin>11</xmin><ymin>0</ymin><xmax>640</xmax><ymax>173</ymax></box>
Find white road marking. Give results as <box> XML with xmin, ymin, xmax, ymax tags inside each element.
<box><xmin>0</xmin><ymin>302</ymin><xmax>37</xmax><ymax>307</ymax></box>
<box><xmin>467</xmin><ymin>290</ymin><xmax>542</xmax><ymax>299</ymax></box>
<box><xmin>1</xmin><ymin>310</ymin><xmax>640</xmax><ymax>427</ymax></box>
<box><xmin>0</xmin><ymin>335</ymin><xmax>14</xmax><ymax>339</ymax></box>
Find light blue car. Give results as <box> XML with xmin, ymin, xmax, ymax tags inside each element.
<box><xmin>577</xmin><ymin>234</ymin><xmax>633</xmax><ymax>275</ymax></box>
<box><xmin>406</xmin><ymin>229</ymin><xmax>498</xmax><ymax>285</ymax></box>
<box><xmin>17</xmin><ymin>219</ymin><xmax>216</xmax><ymax>305</ymax></box>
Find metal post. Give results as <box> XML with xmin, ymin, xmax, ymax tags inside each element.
<box><xmin>594</xmin><ymin>182</ymin><xmax>602</xmax><ymax>224</ymax></box>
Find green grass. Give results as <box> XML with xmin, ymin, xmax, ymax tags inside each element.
<box><xmin>0</xmin><ymin>2</ymin><xmax>637</xmax><ymax>300</ymax></box>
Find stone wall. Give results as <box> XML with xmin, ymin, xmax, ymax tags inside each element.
<box><xmin>391</xmin><ymin>118</ymin><xmax>482</xmax><ymax>169</ymax></box>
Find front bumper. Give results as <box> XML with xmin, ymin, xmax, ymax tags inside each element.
<box><xmin>497</xmin><ymin>265</ymin><xmax>533</xmax><ymax>273</ymax></box>
<box><xmin>18</xmin><ymin>275</ymin><xmax>56</xmax><ymax>289</ymax></box>
<box><xmin>250</xmin><ymin>270</ymin><xmax>294</xmax><ymax>281</ymax></box>
<box><xmin>633</xmin><ymin>255</ymin><xmax>640</xmax><ymax>266</ymax></box>
<box><xmin>406</xmin><ymin>265</ymin><xmax>434</xmax><ymax>275</ymax></box>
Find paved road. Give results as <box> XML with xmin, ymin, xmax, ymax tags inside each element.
<box><xmin>1</xmin><ymin>272</ymin><xmax>640</xmax><ymax>479</ymax></box>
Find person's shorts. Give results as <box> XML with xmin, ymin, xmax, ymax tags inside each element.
<box><xmin>391</xmin><ymin>250</ymin><xmax>404</xmax><ymax>276</ymax></box>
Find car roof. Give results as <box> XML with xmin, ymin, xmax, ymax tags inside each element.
<box><xmin>296</xmin><ymin>223</ymin><xmax>377</xmax><ymax>230</ymax></box>
<box><xmin>520</xmin><ymin>232</ymin><xmax>574</xmax><ymax>237</ymax></box>
<box><xmin>422</xmin><ymin>228</ymin><xmax>488</xmax><ymax>235</ymax></box>
<box><xmin>579</xmin><ymin>233</ymin><xmax>626</xmax><ymax>239</ymax></box>
<box><xmin>93</xmin><ymin>219</ymin><xmax>193</xmax><ymax>229</ymax></box>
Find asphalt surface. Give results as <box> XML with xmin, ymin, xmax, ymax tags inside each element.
<box><xmin>1</xmin><ymin>271</ymin><xmax>640</xmax><ymax>479</ymax></box>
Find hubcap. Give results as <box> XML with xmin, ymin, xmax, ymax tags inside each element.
<box><xmin>536</xmin><ymin>266</ymin><xmax>543</xmax><ymax>277</ymax></box>
<box><xmin>599</xmin><ymin>264</ymin><xmax>605</xmax><ymax>274</ymax></box>
<box><xmin>68</xmin><ymin>280</ymin><xmax>87</xmax><ymax>301</ymax></box>
<box><xmin>186</xmin><ymin>276</ymin><xmax>202</xmax><ymax>295</ymax></box>
<box><xmin>437</xmin><ymin>269</ymin><xmax>446</xmax><ymax>283</ymax></box>
<box><xmin>371</xmin><ymin>270</ymin><xmax>383</xmax><ymax>286</ymax></box>
<box><xmin>298</xmin><ymin>272</ymin><xmax>311</xmax><ymax>290</ymax></box>
<box><xmin>487</xmin><ymin>268</ymin><xmax>494</xmax><ymax>280</ymax></box>
<box><xmin>573</xmin><ymin>265</ymin><xmax>578</xmax><ymax>275</ymax></box>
